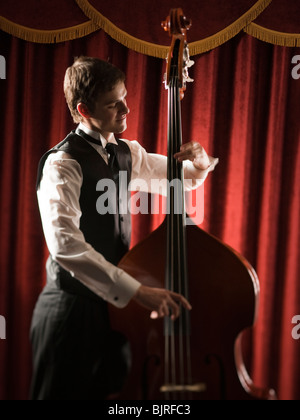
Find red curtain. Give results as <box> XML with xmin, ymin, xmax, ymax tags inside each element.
<box><xmin>0</xmin><ymin>28</ymin><xmax>299</xmax><ymax>400</ymax></box>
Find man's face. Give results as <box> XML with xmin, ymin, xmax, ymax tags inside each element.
<box><xmin>88</xmin><ymin>81</ymin><xmax>129</xmax><ymax>140</ymax></box>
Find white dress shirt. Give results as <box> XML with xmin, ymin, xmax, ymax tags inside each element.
<box><xmin>37</xmin><ymin>123</ymin><xmax>218</xmax><ymax>308</ymax></box>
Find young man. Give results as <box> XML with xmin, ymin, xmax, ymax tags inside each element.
<box><xmin>30</xmin><ymin>57</ymin><xmax>218</xmax><ymax>400</ymax></box>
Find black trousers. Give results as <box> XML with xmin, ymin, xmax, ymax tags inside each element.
<box><xmin>30</xmin><ymin>279</ymin><xmax>130</xmax><ymax>400</ymax></box>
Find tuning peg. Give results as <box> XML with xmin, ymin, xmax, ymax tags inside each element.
<box><xmin>181</xmin><ymin>15</ymin><xmax>192</xmax><ymax>31</ymax></box>
<box><xmin>161</xmin><ymin>17</ymin><xmax>170</xmax><ymax>33</ymax></box>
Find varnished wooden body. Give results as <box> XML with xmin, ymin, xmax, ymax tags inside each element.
<box><xmin>109</xmin><ymin>220</ymin><xmax>276</xmax><ymax>400</ymax></box>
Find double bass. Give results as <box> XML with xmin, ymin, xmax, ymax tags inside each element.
<box><xmin>109</xmin><ymin>8</ymin><xmax>276</xmax><ymax>400</ymax></box>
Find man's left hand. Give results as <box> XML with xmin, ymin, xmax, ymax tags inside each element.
<box><xmin>174</xmin><ymin>141</ymin><xmax>211</xmax><ymax>170</ymax></box>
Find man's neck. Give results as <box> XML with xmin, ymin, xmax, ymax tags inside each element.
<box><xmin>80</xmin><ymin>121</ymin><xmax>115</xmax><ymax>142</ymax></box>
<box><xmin>78</xmin><ymin>123</ymin><xmax>117</xmax><ymax>146</ymax></box>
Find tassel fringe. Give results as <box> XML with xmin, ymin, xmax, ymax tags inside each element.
<box><xmin>244</xmin><ymin>23</ymin><xmax>300</xmax><ymax>47</ymax></box>
<box><xmin>75</xmin><ymin>0</ymin><xmax>169</xmax><ymax>58</ymax></box>
<box><xmin>0</xmin><ymin>16</ymin><xmax>99</xmax><ymax>44</ymax></box>
<box><xmin>189</xmin><ymin>0</ymin><xmax>273</xmax><ymax>55</ymax></box>
<box><xmin>1</xmin><ymin>0</ymin><xmax>299</xmax><ymax>53</ymax></box>
<box><xmin>75</xmin><ymin>0</ymin><xmax>273</xmax><ymax>57</ymax></box>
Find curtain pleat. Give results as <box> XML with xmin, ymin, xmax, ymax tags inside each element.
<box><xmin>0</xmin><ymin>28</ymin><xmax>299</xmax><ymax>400</ymax></box>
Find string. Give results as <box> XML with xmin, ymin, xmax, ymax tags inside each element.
<box><xmin>164</xmin><ymin>73</ymin><xmax>193</xmax><ymax>400</ymax></box>
<box><xmin>173</xmin><ymin>80</ymin><xmax>185</xmax><ymax>396</ymax></box>
<box><xmin>165</xmin><ymin>78</ymin><xmax>174</xmax><ymax>399</ymax></box>
<box><xmin>174</xmin><ymin>79</ymin><xmax>193</xmax><ymax>399</ymax></box>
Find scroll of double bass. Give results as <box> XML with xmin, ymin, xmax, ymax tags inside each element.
<box><xmin>109</xmin><ymin>8</ymin><xmax>276</xmax><ymax>400</ymax></box>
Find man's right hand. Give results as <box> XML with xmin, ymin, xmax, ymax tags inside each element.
<box><xmin>132</xmin><ymin>285</ymin><xmax>192</xmax><ymax>321</ymax></box>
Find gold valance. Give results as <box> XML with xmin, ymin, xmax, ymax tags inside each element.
<box><xmin>1</xmin><ymin>0</ymin><xmax>300</xmax><ymax>55</ymax></box>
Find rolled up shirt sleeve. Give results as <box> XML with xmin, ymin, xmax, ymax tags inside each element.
<box><xmin>37</xmin><ymin>151</ymin><xmax>141</xmax><ymax>308</ymax></box>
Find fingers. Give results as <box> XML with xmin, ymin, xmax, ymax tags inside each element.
<box><xmin>174</xmin><ymin>142</ymin><xmax>203</xmax><ymax>163</ymax></box>
<box><xmin>132</xmin><ymin>285</ymin><xmax>192</xmax><ymax>321</ymax></box>
<box><xmin>174</xmin><ymin>142</ymin><xmax>211</xmax><ymax>170</ymax></box>
<box><xmin>150</xmin><ymin>311</ymin><xmax>159</xmax><ymax>320</ymax></box>
<box><xmin>152</xmin><ymin>290</ymin><xmax>192</xmax><ymax>322</ymax></box>
<box><xmin>169</xmin><ymin>290</ymin><xmax>192</xmax><ymax>310</ymax></box>
<box><xmin>168</xmin><ymin>291</ymin><xmax>192</xmax><ymax>321</ymax></box>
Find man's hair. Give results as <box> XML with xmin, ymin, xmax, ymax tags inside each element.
<box><xmin>64</xmin><ymin>56</ymin><xmax>125</xmax><ymax>123</ymax></box>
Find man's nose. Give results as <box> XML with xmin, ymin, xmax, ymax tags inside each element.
<box><xmin>119</xmin><ymin>100</ymin><xmax>130</xmax><ymax>115</ymax></box>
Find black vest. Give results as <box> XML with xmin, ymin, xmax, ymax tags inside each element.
<box><xmin>36</xmin><ymin>131</ymin><xmax>132</xmax><ymax>299</ymax></box>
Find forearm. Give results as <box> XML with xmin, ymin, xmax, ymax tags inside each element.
<box><xmin>123</xmin><ymin>138</ymin><xmax>218</xmax><ymax>195</ymax></box>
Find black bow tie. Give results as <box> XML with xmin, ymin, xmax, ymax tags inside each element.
<box><xmin>76</xmin><ymin>128</ymin><xmax>119</xmax><ymax>169</ymax></box>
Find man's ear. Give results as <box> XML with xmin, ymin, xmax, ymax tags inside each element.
<box><xmin>77</xmin><ymin>103</ymin><xmax>91</xmax><ymax>119</ymax></box>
